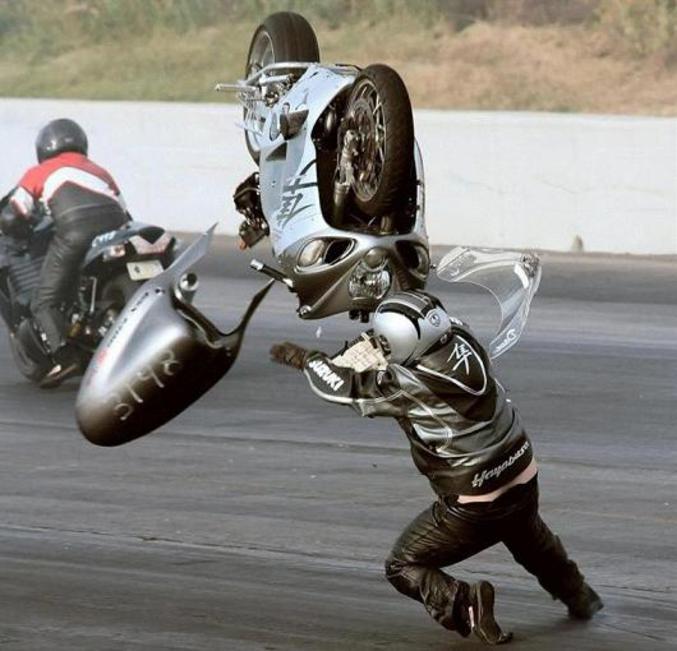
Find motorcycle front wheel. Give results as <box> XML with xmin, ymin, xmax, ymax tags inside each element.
<box><xmin>345</xmin><ymin>64</ymin><xmax>414</xmax><ymax>218</ymax></box>
<box><xmin>243</xmin><ymin>11</ymin><xmax>320</xmax><ymax>163</ymax></box>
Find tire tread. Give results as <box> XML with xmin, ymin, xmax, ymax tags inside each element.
<box><xmin>349</xmin><ymin>64</ymin><xmax>414</xmax><ymax>216</ymax></box>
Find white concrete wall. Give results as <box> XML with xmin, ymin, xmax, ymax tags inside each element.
<box><xmin>1</xmin><ymin>97</ymin><xmax>675</xmax><ymax>254</ymax></box>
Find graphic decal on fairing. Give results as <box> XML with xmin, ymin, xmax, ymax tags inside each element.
<box><xmin>275</xmin><ymin>159</ymin><xmax>317</xmax><ymax>230</ymax></box>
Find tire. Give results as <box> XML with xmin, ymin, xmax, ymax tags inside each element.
<box><xmin>8</xmin><ymin>330</ymin><xmax>50</xmax><ymax>383</ymax></box>
<box><xmin>345</xmin><ymin>64</ymin><xmax>414</xmax><ymax>217</ymax></box>
<box><xmin>243</xmin><ymin>12</ymin><xmax>320</xmax><ymax>163</ymax></box>
<box><xmin>100</xmin><ymin>273</ymin><xmax>140</xmax><ymax>314</ymax></box>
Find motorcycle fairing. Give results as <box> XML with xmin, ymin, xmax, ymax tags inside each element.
<box><xmin>235</xmin><ymin>63</ymin><xmax>429</xmax><ymax>319</ymax></box>
<box><xmin>76</xmin><ymin>227</ymin><xmax>273</xmax><ymax>446</ymax></box>
<box><xmin>257</xmin><ymin>65</ymin><xmax>355</xmax><ymax>255</ymax></box>
<box><xmin>83</xmin><ymin>221</ymin><xmax>173</xmax><ymax>269</ymax></box>
<box><xmin>436</xmin><ymin>248</ymin><xmax>542</xmax><ymax>359</ymax></box>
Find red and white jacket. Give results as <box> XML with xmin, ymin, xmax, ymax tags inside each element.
<box><xmin>10</xmin><ymin>151</ymin><xmax>126</xmax><ymax>221</ymax></box>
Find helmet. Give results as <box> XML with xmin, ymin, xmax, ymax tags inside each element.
<box><xmin>36</xmin><ymin>118</ymin><xmax>88</xmax><ymax>163</ymax></box>
<box><xmin>372</xmin><ymin>291</ymin><xmax>451</xmax><ymax>365</ymax></box>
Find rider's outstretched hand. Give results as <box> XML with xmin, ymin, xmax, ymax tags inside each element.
<box><xmin>270</xmin><ymin>341</ymin><xmax>310</xmax><ymax>370</ymax></box>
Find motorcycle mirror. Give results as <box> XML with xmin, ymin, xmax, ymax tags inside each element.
<box><xmin>75</xmin><ymin>226</ymin><xmax>274</xmax><ymax>447</ymax></box>
<box><xmin>280</xmin><ymin>108</ymin><xmax>309</xmax><ymax>140</ymax></box>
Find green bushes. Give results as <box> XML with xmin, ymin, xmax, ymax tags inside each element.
<box><xmin>598</xmin><ymin>0</ymin><xmax>677</xmax><ymax>56</ymax></box>
<box><xmin>0</xmin><ymin>0</ymin><xmax>454</xmax><ymax>57</ymax></box>
<box><xmin>4</xmin><ymin>1</ymin><xmax>674</xmax><ymax>59</ymax></box>
<box><xmin>1</xmin><ymin>0</ymin><xmax>676</xmax><ymax>107</ymax></box>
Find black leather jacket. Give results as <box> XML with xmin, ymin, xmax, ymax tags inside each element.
<box><xmin>303</xmin><ymin>326</ymin><xmax>533</xmax><ymax>496</ymax></box>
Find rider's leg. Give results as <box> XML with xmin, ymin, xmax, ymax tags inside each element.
<box><xmin>500</xmin><ymin>479</ymin><xmax>602</xmax><ymax>619</ymax></box>
<box><xmin>31</xmin><ymin>209</ymin><xmax>124</xmax><ymax>356</ymax></box>
<box><xmin>31</xmin><ymin>227</ymin><xmax>89</xmax><ymax>354</ymax></box>
<box><xmin>384</xmin><ymin>499</ymin><xmax>501</xmax><ymax>638</ymax></box>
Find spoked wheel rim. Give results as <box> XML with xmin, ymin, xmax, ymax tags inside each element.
<box><xmin>244</xmin><ymin>31</ymin><xmax>275</xmax><ymax>156</ymax></box>
<box><xmin>349</xmin><ymin>79</ymin><xmax>386</xmax><ymax>203</ymax></box>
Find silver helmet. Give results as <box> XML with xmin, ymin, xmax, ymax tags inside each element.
<box><xmin>372</xmin><ymin>291</ymin><xmax>451</xmax><ymax>365</ymax></box>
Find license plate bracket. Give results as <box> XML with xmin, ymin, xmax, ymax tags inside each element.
<box><xmin>126</xmin><ymin>259</ymin><xmax>164</xmax><ymax>280</ymax></box>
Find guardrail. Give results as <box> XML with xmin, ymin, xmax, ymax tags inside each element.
<box><xmin>1</xmin><ymin>98</ymin><xmax>675</xmax><ymax>254</ymax></box>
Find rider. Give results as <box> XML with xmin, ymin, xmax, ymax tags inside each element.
<box><xmin>1</xmin><ymin>118</ymin><xmax>128</xmax><ymax>383</ymax></box>
<box><xmin>270</xmin><ymin>290</ymin><xmax>603</xmax><ymax>645</ymax></box>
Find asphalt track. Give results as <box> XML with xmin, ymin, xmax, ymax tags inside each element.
<box><xmin>0</xmin><ymin>239</ymin><xmax>675</xmax><ymax>650</ymax></box>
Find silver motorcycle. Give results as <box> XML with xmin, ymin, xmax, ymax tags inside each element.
<box><xmin>218</xmin><ymin>12</ymin><xmax>428</xmax><ymax>321</ymax></box>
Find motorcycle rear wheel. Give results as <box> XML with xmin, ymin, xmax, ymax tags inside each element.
<box><xmin>345</xmin><ymin>64</ymin><xmax>414</xmax><ymax>218</ymax></box>
<box><xmin>243</xmin><ymin>12</ymin><xmax>320</xmax><ymax>163</ymax></box>
<box><xmin>100</xmin><ymin>273</ymin><xmax>140</xmax><ymax>321</ymax></box>
<box><xmin>8</xmin><ymin>330</ymin><xmax>50</xmax><ymax>383</ymax></box>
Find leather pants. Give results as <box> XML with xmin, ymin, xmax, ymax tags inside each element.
<box><xmin>384</xmin><ymin>477</ymin><xmax>585</xmax><ymax>634</ymax></box>
<box><xmin>31</xmin><ymin>206</ymin><xmax>126</xmax><ymax>353</ymax></box>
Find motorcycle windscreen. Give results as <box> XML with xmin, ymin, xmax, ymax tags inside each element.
<box><xmin>436</xmin><ymin>247</ymin><xmax>542</xmax><ymax>359</ymax></box>
<box><xmin>76</xmin><ymin>227</ymin><xmax>273</xmax><ymax>447</ymax></box>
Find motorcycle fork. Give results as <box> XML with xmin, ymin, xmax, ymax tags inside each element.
<box><xmin>333</xmin><ymin>127</ymin><xmax>359</xmax><ymax>225</ymax></box>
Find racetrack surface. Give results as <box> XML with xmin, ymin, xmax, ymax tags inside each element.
<box><xmin>0</xmin><ymin>241</ymin><xmax>675</xmax><ymax>650</ymax></box>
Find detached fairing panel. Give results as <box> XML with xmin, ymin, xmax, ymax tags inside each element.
<box><xmin>76</xmin><ymin>228</ymin><xmax>272</xmax><ymax>446</ymax></box>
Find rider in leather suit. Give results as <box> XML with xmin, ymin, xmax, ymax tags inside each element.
<box><xmin>271</xmin><ymin>290</ymin><xmax>602</xmax><ymax>645</ymax></box>
<box><xmin>1</xmin><ymin>119</ymin><xmax>128</xmax><ymax>382</ymax></box>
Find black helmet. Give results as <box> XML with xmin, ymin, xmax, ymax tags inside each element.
<box><xmin>36</xmin><ymin>118</ymin><xmax>88</xmax><ymax>163</ymax></box>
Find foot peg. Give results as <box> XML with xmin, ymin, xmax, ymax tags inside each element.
<box><xmin>250</xmin><ymin>259</ymin><xmax>294</xmax><ymax>289</ymax></box>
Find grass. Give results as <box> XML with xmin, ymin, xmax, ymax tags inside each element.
<box><xmin>1</xmin><ymin>1</ymin><xmax>677</xmax><ymax>114</ymax></box>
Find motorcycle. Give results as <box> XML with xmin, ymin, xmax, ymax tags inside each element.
<box><xmin>0</xmin><ymin>192</ymin><xmax>178</xmax><ymax>387</ymax></box>
<box><xmin>217</xmin><ymin>11</ymin><xmax>428</xmax><ymax>321</ymax></box>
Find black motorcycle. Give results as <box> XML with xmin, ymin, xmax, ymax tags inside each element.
<box><xmin>0</xmin><ymin>195</ymin><xmax>178</xmax><ymax>387</ymax></box>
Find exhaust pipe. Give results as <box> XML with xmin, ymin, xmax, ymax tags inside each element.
<box><xmin>175</xmin><ymin>272</ymin><xmax>199</xmax><ymax>304</ymax></box>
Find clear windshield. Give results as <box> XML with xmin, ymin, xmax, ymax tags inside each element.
<box><xmin>436</xmin><ymin>247</ymin><xmax>542</xmax><ymax>359</ymax></box>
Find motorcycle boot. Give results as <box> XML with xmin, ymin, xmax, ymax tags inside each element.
<box><xmin>468</xmin><ymin>581</ymin><xmax>513</xmax><ymax>645</ymax></box>
<box><xmin>39</xmin><ymin>349</ymin><xmax>81</xmax><ymax>388</ymax></box>
<box><xmin>561</xmin><ymin>583</ymin><xmax>603</xmax><ymax>620</ymax></box>
<box><xmin>31</xmin><ymin>317</ymin><xmax>80</xmax><ymax>388</ymax></box>
<box><xmin>451</xmin><ymin>580</ymin><xmax>472</xmax><ymax>638</ymax></box>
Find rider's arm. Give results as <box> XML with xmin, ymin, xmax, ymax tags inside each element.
<box><xmin>0</xmin><ymin>185</ymin><xmax>39</xmax><ymax>237</ymax></box>
<box><xmin>8</xmin><ymin>186</ymin><xmax>39</xmax><ymax>221</ymax></box>
<box><xmin>302</xmin><ymin>351</ymin><xmax>409</xmax><ymax>418</ymax></box>
<box><xmin>7</xmin><ymin>165</ymin><xmax>46</xmax><ymax>225</ymax></box>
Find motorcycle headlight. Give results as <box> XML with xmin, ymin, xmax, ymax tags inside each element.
<box><xmin>348</xmin><ymin>260</ymin><xmax>392</xmax><ymax>301</ymax></box>
<box><xmin>298</xmin><ymin>239</ymin><xmax>326</xmax><ymax>267</ymax></box>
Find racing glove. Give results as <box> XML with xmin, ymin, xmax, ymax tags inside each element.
<box><xmin>0</xmin><ymin>201</ymin><xmax>35</xmax><ymax>239</ymax></box>
<box><xmin>270</xmin><ymin>341</ymin><xmax>311</xmax><ymax>370</ymax></box>
<box><xmin>234</xmin><ymin>172</ymin><xmax>268</xmax><ymax>249</ymax></box>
